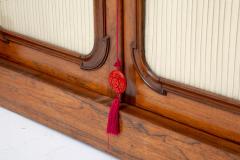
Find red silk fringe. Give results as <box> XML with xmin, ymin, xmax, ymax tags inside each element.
<box><xmin>107</xmin><ymin>95</ymin><xmax>120</xmax><ymax>135</ymax></box>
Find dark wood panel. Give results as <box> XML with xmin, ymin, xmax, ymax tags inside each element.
<box><xmin>123</xmin><ymin>0</ymin><xmax>240</xmax><ymax>145</ymax></box>
<box><xmin>0</xmin><ymin>58</ymin><xmax>239</xmax><ymax>160</ymax></box>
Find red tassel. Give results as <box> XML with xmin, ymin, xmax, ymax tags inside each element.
<box><xmin>106</xmin><ymin>0</ymin><xmax>125</xmax><ymax>136</ymax></box>
<box><xmin>107</xmin><ymin>95</ymin><xmax>120</xmax><ymax>135</ymax></box>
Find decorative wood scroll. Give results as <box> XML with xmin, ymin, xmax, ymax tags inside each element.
<box><xmin>132</xmin><ymin>0</ymin><xmax>240</xmax><ymax>110</ymax></box>
<box><xmin>0</xmin><ymin>0</ymin><xmax>109</xmax><ymax>70</ymax></box>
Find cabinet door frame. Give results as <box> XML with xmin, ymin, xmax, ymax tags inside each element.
<box><xmin>123</xmin><ymin>0</ymin><xmax>240</xmax><ymax>144</ymax></box>
<box><xmin>131</xmin><ymin>0</ymin><xmax>240</xmax><ymax>110</ymax></box>
<box><xmin>0</xmin><ymin>0</ymin><xmax>110</xmax><ymax>70</ymax></box>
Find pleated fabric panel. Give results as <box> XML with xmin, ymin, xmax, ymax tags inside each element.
<box><xmin>145</xmin><ymin>0</ymin><xmax>240</xmax><ymax>100</ymax></box>
<box><xmin>0</xmin><ymin>0</ymin><xmax>94</xmax><ymax>55</ymax></box>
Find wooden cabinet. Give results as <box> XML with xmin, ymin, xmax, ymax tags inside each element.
<box><xmin>0</xmin><ymin>0</ymin><xmax>240</xmax><ymax>159</ymax></box>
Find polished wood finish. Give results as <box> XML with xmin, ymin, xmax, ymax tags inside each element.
<box><xmin>0</xmin><ymin>59</ymin><xmax>239</xmax><ymax>160</ymax></box>
<box><xmin>0</xmin><ymin>0</ymin><xmax>110</xmax><ymax>70</ymax></box>
<box><xmin>132</xmin><ymin>0</ymin><xmax>240</xmax><ymax>109</ymax></box>
<box><xmin>124</xmin><ymin>0</ymin><xmax>240</xmax><ymax>144</ymax></box>
<box><xmin>0</xmin><ymin>0</ymin><xmax>121</xmax><ymax>97</ymax></box>
<box><xmin>0</xmin><ymin>0</ymin><xmax>240</xmax><ymax>159</ymax></box>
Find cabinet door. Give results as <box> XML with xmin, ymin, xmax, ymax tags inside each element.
<box><xmin>0</xmin><ymin>0</ymin><xmax>119</xmax><ymax>96</ymax></box>
<box><xmin>123</xmin><ymin>0</ymin><xmax>240</xmax><ymax>144</ymax></box>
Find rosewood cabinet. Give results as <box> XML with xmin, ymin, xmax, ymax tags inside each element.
<box><xmin>0</xmin><ymin>0</ymin><xmax>240</xmax><ymax>159</ymax></box>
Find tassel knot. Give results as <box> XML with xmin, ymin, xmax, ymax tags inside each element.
<box><xmin>114</xmin><ymin>58</ymin><xmax>121</xmax><ymax>69</ymax></box>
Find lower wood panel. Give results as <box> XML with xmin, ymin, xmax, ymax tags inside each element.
<box><xmin>0</xmin><ymin>41</ymin><xmax>111</xmax><ymax>96</ymax></box>
<box><xmin>0</xmin><ymin>58</ymin><xmax>239</xmax><ymax>160</ymax></box>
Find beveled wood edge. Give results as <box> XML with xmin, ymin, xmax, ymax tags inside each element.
<box><xmin>0</xmin><ymin>0</ymin><xmax>110</xmax><ymax>70</ymax></box>
<box><xmin>80</xmin><ymin>0</ymin><xmax>110</xmax><ymax>70</ymax></box>
<box><xmin>131</xmin><ymin>0</ymin><xmax>240</xmax><ymax>111</ymax></box>
<box><xmin>0</xmin><ymin>58</ymin><xmax>240</xmax><ymax>159</ymax></box>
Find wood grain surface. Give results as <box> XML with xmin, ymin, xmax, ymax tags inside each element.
<box><xmin>123</xmin><ymin>0</ymin><xmax>240</xmax><ymax>145</ymax></box>
<box><xmin>0</xmin><ymin>59</ymin><xmax>239</xmax><ymax>160</ymax></box>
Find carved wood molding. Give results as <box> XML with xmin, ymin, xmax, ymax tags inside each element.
<box><xmin>132</xmin><ymin>0</ymin><xmax>240</xmax><ymax>110</ymax></box>
<box><xmin>0</xmin><ymin>58</ymin><xmax>239</xmax><ymax>159</ymax></box>
<box><xmin>0</xmin><ymin>0</ymin><xmax>110</xmax><ymax>70</ymax></box>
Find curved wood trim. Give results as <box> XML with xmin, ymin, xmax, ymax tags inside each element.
<box><xmin>0</xmin><ymin>0</ymin><xmax>110</xmax><ymax>70</ymax></box>
<box><xmin>132</xmin><ymin>0</ymin><xmax>240</xmax><ymax>110</ymax></box>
